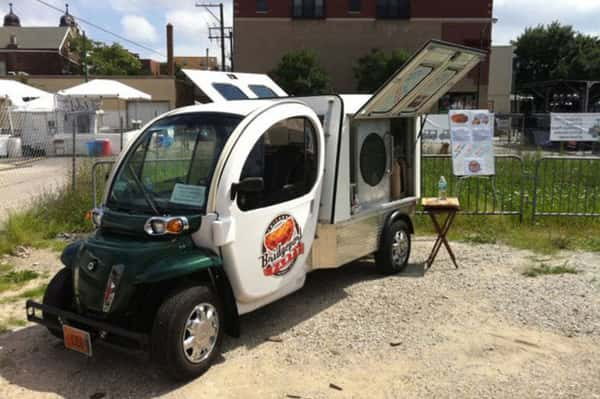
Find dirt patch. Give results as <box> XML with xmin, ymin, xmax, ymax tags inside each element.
<box><xmin>0</xmin><ymin>240</ymin><xmax>599</xmax><ymax>398</ymax></box>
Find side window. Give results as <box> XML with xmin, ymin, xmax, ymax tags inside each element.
<box><xmin>237</xmin><ymin>117</ymin><xmax>318</xmax><ymax>211</ymax></box>
<box><xmin>248</xmin><ymin>84</ymin><xmax>278</xmax><ymax>98</ymax></box>
<box><xmin>212</xmin><ymin>83</ymin><xmax>249</xmax><ymax>100</ymax></box>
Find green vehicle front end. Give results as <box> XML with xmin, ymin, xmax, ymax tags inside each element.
<box><xmin>26</xmin><ymin>111</ymin><xmax>243</xmax><ymax>380</ymax></box>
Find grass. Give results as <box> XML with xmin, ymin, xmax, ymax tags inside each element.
<box><xmin>0</xmin><ymin>317</ymin><xmax>27</xmax><ymax>334</ymax></box>
<box><xmin>422</xmin><ymin>152</ymin><xmax>600</xmax><ymax>218</ymax></box>
<box><xmin>0</xmin><ymin>270</ymin><xmax>40</xmax><ymax>294</ymax></box>
<box><xmin>415</xmin><ymin>214</ymin><xmax>600</xmax><ymax>254</ymax></box>
<box><xmin>0</xmin><ymin>283</ymin><xmax>48</xmax><ymax>305</ymax></box>
<box><xmin>420</xmin><ymin>153</ymin><xmax>600</xmax><ymax>253</ymax></box>
<box><xmin>522</xmin><ymin>262</ymin><xmax>579</xmax><ymax>277</ymax></box>
<box><xmin>0</xmin><ymin>160</ymin><xmax>105</xmax><ymax>256</ymax></box>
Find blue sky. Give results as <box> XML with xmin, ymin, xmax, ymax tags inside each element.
<box><xmin>5</xmin><ymin>0</ymin><xmax>234</xmax><ymax>62</ymax></box>
<box><xmin>4</xmin><ymin>0</ymin><xmax>600</xmax><ymax>63</ymax></box>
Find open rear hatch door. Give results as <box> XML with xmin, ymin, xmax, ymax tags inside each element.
<box><xmin>354</xmin><ymin>40</ymin><xmax>486</xmax><ymax>119</ymax></box>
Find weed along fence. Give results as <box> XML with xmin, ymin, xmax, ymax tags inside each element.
<box><xmin>421</xmin><ymin>154</ymin><xmax>600</xmax><ymax>223</ymax></box>
<box><xmin>531</xmin><ymin>156</ymin><xmax>600</xmax><ymax>222</ymax></box>
<box><xmin>421</xmin><ymin>154</ymin><xmax>526</xmax><ymax>220</ymax></box>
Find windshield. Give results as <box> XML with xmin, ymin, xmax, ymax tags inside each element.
<box><xmin>107</xmin><ymin>112</ymin><xmax>243</xmax><ymax>214</ymax></box>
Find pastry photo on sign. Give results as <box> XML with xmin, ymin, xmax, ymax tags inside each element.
<box><xmin>464</xmin><ymin>158</ymin><xmax>484</xmax><ymax>175</ymax></box>
<box><xmin>472</xmin><ymin>113</ymin><xmax>490</xmax><ymax>126</ymax></box>
<box><xmin>450</xmin><ymin>112</ymin><xmax>469</xmax><ymax>124</ymax></box>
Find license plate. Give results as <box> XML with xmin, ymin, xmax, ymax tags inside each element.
<box><xmin>63</xmin><ymin>325</ymin><xmax>93</xmax><ymax>356</ymax></box>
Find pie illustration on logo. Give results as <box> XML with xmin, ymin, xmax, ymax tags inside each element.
<box><xmin>261</xmin><ymin>214</ymin><xmax>304</xmax><ymax>277</ymax></box>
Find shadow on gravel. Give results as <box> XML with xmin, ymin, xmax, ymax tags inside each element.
<box><xmin>0</xmin><ymin>259</ymin><xmax>421</xmax><ymax>398</ymax></box>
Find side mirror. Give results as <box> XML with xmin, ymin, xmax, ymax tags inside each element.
<box><xmin>230</xmin><ymin>177</ymin><xmax>264</xmax><ymax>200</ymax></box>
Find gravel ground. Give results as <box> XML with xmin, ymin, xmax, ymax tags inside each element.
<box><xmin>0</xmin><ymin>238</ymin><xmax>599</xmax><ymax>398</ymax></box>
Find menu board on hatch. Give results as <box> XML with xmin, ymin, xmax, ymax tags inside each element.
<box><xmin>449</xmin><ymin>110</ymin><xmax>495</xmax><ymax>176</ymax></box>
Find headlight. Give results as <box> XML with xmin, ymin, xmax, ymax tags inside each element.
<box><xmin>144</xmin><ymin>216</ymin><xmax>189</xmax><ymax>236</ymax></box>
<box><xmin>90</xmin><ymin>208</ymin><xmax>103</xmax><ymax>227</ymax></box>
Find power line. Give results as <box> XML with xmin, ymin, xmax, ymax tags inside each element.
<box><xmin>32</xmin><ymin>0</ymin><xmax>166</xmax><ymax>58</ymax></box>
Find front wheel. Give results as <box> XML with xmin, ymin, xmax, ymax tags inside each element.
<box><xmin>376</xmin><ymin>219</ymin><xmax>411</xmax><ymax>274</ymax></box>
<box><xmin>151</xmin><ymin>285</ymin><xmax>223</xmax><ymax>381</ymax></box>
<box><xmin>42</xmin><ymin>268</ymin><xmax>74</xmax><ymax>339</ymax></box>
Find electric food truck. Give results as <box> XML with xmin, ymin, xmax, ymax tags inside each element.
<box><xmin>26</xmin><ymin>41</ymin><xmax>484</xmax><ymax>380</ymax></box>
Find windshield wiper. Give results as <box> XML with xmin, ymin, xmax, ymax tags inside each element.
<box><xmin>128</xmin><ymin>164</ymin><xmax>160</xmax><ymax>215</ymax></box>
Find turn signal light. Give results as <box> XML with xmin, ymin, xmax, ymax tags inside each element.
<box><xmin>166</xmin><ymin>218</ymin><xmax>185</xmax><ymax>234</ymax></box>
<box><xmin>89</xmin><ymin>208</ymin><xmax>103</xmax><ymax>227</ymax></box>
<box><xmin>144</xmin><ymin>216</ymin><xmax>189</xmax><ymax>236</ymax></box>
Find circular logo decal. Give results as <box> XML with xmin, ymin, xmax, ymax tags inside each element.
<box><xmin>261</xmin><ymin>214</ymin><xmax>304</xmax><ymax>277</ymax></box>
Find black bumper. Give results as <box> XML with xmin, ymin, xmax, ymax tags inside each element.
<box><xmin>26</xmin><ymin>300</ymin><xmax>149</xmax><ymax>351</ymax></box>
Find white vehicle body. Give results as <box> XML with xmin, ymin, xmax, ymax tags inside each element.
<box><xmin>106</xmin><ymin>40</ymin><xmax>485</xmax><ymax>316</ymax></box>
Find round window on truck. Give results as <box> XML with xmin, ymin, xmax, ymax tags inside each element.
<box><xmin>360</xmin><ymin>133</ymin><xmax>387</xmax><ymax>187</ymax></box>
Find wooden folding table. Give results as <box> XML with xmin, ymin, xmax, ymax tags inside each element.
<box><xmin>421</xmin><ymin>197</ymin><xmax>460</xmax><ymax>269</ymax></box>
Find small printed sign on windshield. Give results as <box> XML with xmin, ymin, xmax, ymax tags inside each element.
<box><xmin>170</xmin><ymin>184</ymin><xmax>206</xmax><ymax>207</ymax></box>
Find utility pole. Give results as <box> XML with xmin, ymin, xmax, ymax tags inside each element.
<box><xmin>219</xmin><ymin>3</ymin><xmax>225</xmax><ymax>71</ymax></box>
<box><xmin>229</xmin><ymin>30</ymin><xmax>234</xmax><ymax>71</ymax></box>
<box><xmin>82</xmin><ymin>30</ymin><xmax>89</xmax><ymax>82</ymax></box>
<box><xmin>195</xmin><ymin>2</ymin><xmax>230</xmax><ymax>71</ymax></box>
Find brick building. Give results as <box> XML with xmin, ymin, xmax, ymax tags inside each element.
<box><xmin>0</xmin><ymin>3</ymin><xmax>80</xmax><ymax>75</ymax></box>
<box><xmin>234</xmin><ymin>0</ymin><xmax>495</xmax><ymax>108</ymax></box>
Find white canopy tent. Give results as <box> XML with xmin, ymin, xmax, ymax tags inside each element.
<box><xmin>0</xmin><ymin>80</ymin><xmax>53</xmax><ymax>108</ymax></box>
<box><xmin>57</xmin><ymin>79</ymin><xmax>152</xmax><ymax>100</ymax></box>
<box><xmin>57</xmin><ymin>79</ymin><xmax>152</xmax><ymax>154</ymax></box>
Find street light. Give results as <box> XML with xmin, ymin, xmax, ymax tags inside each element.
<box><xmin>476</xmin><ymin>17</ymin><xmax>498</xmax><ymax>108</ymax></box>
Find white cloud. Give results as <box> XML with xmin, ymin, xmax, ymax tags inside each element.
<box><xmin>165</xmin><ymin>10</ymin><xmax>211</xmax><ymax>38</ymax></box>
<box><xmin>108</xmin><ymin>0</ymin><xmax>145</xmax><ymax>13</ymax></box>
<box><xmin>121</xmin><ymin>15</ymin><xmax>158</xmax><ymax>44</ymax></box>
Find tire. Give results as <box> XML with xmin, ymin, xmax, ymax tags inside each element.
<box><xmin>151</xmin><ymin>285</ymin><xmax>223</xmax><ymax>381</ymax></box>
<box><xmin>42</xmin><ymin>268</ymin><xmax>74</xmax><ymax>339</ymax></box>
<box><xmin>375</xmin><ymin>219</ymin><xmax>411</xmax><ymax>275</ymax></box>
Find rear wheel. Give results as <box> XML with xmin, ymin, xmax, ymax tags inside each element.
<box><xmin>42</xmin><ymin>268</ymin><xmax>74</xmax><ymax>339</ymax></box>
<box><xmin>376</xmin><ymin>219</ymin><xmax>411</xmax><ymax>274</ymax></box>
<box><xmin>151</xmin><ymin>285</ymin><xmax>223</xmax><ymax>381</ymax></box>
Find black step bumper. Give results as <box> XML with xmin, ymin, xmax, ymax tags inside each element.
<box><xmin>26</xmin><ymin>300</ymin><xmax>149</xmax><ymax>351</ymax></box>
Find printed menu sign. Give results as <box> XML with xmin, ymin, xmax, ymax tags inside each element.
<box><xmin>449</xmin><ymin>110</ymin><xmax>495</xmax><ymax>176</ymax></box>
<box><xmin>550</xmin><ymin>113</ymin><xmax>600</xmax><ymax>142</ymax></box>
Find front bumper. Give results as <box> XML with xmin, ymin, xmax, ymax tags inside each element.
<box><xmin>26</xmin><ymin>300</ymin><xmax>149</xmax><ymax>351</ymax></box>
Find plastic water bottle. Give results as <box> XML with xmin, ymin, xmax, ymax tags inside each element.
<box><xmin>438</xmin><ymin>176</ymin><xmax>447</xmax><ymax>200</ymax></box>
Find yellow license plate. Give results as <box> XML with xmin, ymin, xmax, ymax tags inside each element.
<box><xmin>63</xmin><ymin>325</ymin><xmax>93</xmax><ymax>356</ymax></box>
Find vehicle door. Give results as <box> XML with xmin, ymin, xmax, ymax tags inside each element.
<box><xmin>213</xmin><ymin>102</ymin><xmax>324</xmax><ymax>307</ymax></box>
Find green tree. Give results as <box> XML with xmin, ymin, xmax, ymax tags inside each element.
<box><xmin>513</xmin><ymin>22</ymin><xmax>600</xmax><ymax>88</ymax></box>
<box><xmin>72</xmin><ymin>36</ymin><xmax>142</xmax><ymax>76</ymax></box>
<box><xmin>353</xmin><ymin>48</ymin><xmax>410</xmax><ymax>93</ymax></box>
<box><xmin>270</xmin><ymin>50</ymin><xmax>330</xmax><ymax>95</ymax></box>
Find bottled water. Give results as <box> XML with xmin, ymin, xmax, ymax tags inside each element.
<box><xmin>438</xmin><ymin>176</ymin><xmax>447</xmax><ymax>200</ymax></box>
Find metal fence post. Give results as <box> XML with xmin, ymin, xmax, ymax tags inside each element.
<box><xmin>120</xmin><ymin>116</ymin><xmax>124</xmax><ymax>152</ymax></box>
<box><xmin>531</xmin><ymin>158</ymin><xmax>541</xmax><ymax>223</ymax></box>
<box><xmin>72</xmin><ymin>118</ymin><xmax>77</xmax><ymax>191</ymax></box>
<box><xmin>518</xmin><ymin>155</ymin><xmax>525</xmax><ymax>223</ymax></box>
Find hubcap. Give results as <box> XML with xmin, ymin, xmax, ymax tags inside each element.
<box><xmin>182</xmin><ymin>303</ymin><xmax>219</xmax><ymax>364</ymax></box>
<box><xmin>391</xmin><ymin>230</ymin><xmax>409</xmax><ymax>267</ymax></box>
